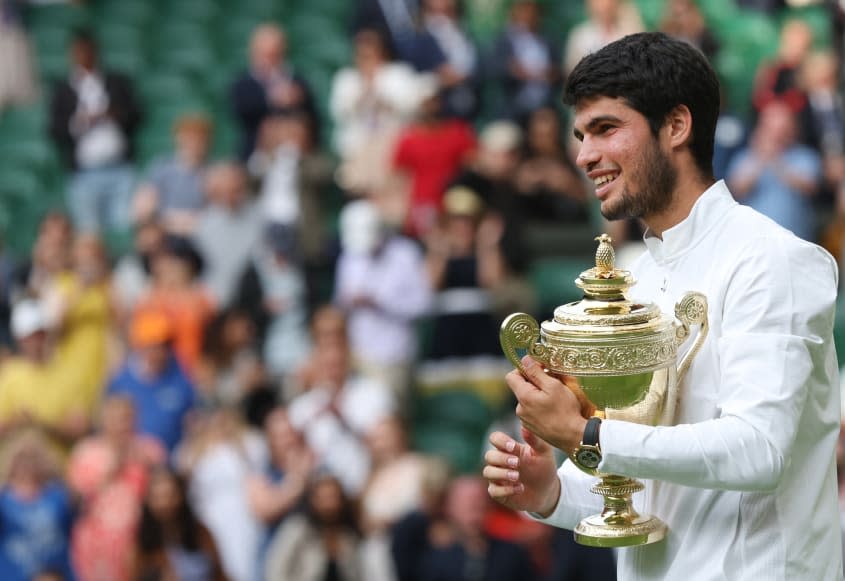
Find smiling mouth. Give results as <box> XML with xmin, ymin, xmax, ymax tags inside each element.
<box><xmin>594</xmin><ymin>173</ymin><xmax>618</xmax><ymax>187</ymax></box>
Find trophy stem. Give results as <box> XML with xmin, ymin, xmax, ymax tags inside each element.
<box><xmin>573</xmin><ymin>474</ymin><xmax>667</xmax><ymax>548</ymax></box>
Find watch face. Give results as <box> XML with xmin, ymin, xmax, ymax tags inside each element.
<box><xmin>575</xmin><ymin>447</ymin><xmax>601</xmax><ymax>469</ymax></box>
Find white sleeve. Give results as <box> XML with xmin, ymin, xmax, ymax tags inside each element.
<box><xmin>599</xmin><ymin>237</ymin><xmax>838</xmax><ymax>492</ymax></box>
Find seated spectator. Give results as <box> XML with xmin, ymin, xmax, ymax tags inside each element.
<box><xmin>11</xmin><ymin>212</ymin><xmax>74</xmax><ymax>303</ymax></box>
<box><xmin>48</xmin><ymin>29</ymin><xmax>141</xmax><ymax>234</ymax></box>
<box><xmin>247</xmin><ymin>407</ymin><xmax>314</xmax><ymax>572</ymax></box>
<box><xmin>43</xmin><ymin>233</ymin><xmax>115</xmax><ymax>411</ymax></box>
<box><xmin>751</xmin><ymin>19</ymin><xmax>814</xmax><ymax>116</ymax></box>
<box><xmin>331</xmin><ymin>28</ymin><xmax>421</xmax><ymax>198</ymax></box>
<box><xmin>196</xmin><ymin>307</ymin><xmax>266</xmax><ymax>407</ymax></box>
<box><xmin>0</xmin><ymin>429</ymin><xmax>76</xmax><ymax>581</ymax></box>
<box><xmin>334</xmin><ymin>200</ymin><xmax>432</xmax><ymax>405</ymax></box>
<box><xmin>658</xmin><ymin>0</ymin><xmax>719</xmax><ymax>61</ymax></box>
<box><xmin>132</xmin><ymin>114</ymin><xmax>213</xmax><ymax>236</ymax></box>
<box><xmin>727</xmin><ymin>101</ymin><xmax>822</xmax><ymax>242</ymax></box>
<box><xmin>288</xmin><ymin>336</ymin><xmax>395</xmax><ymax>496</ymax></box>
<box><xmin>133</xmin><ymin>466</ymin><xmax>228</xmax><ymax>581</ymax></box>
<box><xmin>235</xmin><ymin>224</ymin><xmax>311</xmax><ymax>385</ymax></box>
<box><xmin>491</xmin><ymin>0</ymin><xmax>561</xmax><ymax>122</ymax></box>
<box><xmin>231</xmin><ymin>23</ymin><xmax>318</xmax><ymax>159</ymax></box>
<box><xmin>392</xmin><ymin>79</ymin><xmax>477</xmax><ymax>238</ymax></box>
<box><xmin>514</xmin><ymin>106</ymin><xmax>588</xmax><ymax>223</ymax></box>
<box><xmin>134</xmin><ymin>235</ymin><xmax>215</xmax><ymax>375</ymax></box>
<box><xmin>111</xmin><ymin>220</ymin><xmax>166</xmax><ymax>321</ymax></box>
<box><xmin>0</xmin><ymin>0</ymin><xmax>38</xmax><ymax>111</ymax></box>
<box><xmin>563</xmin><ymin>0</ymin><xmax>644</xmax><ymax>76</ymax></box>
<box><xmin>264</xmin><ymin>474</ymin><xmax>363</xmax><ymax>581</ymax></box>
<box><xmin>177</xmin><ymin>408</ymin><xmax>267</xmax><ymax>581</ymax></box>
<box><xmin>106</xmin><ymin>309</ymin><xmax>197</xmax><ymax>453</ymax></box>
<box><xmin>67</xmin><ymin>395</ymin><xmax>165</xmax><ymax>581</ymax></box>
<box><xmin>192</xmin><ymin>161</ymin><xmax>263</xmax><ymax>309</ymax></box>
<box><xmin>0</xmin><ymin>300</ymin><xmax>89</xmax><ymax>451</ymax></box>
<box><xmin>292</xmin><ymin>304</ymin><xmax>349</xmax><ymax>398</ymax></box>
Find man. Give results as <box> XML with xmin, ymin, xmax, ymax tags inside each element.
<box><xmin>483</xmin><ymin>32</ymin><xmax>841</xmax><ymax>579</ymax></box>
<box><xmin>48</xmin><ymin>29</ymin><xmax>142</xmax><ymax>234</ymax></box>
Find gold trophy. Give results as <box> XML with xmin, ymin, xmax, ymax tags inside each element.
<box><xmin>500</xmin><ymin>234</ymin><xmax>708</xmax><ymax>547</ymax></box>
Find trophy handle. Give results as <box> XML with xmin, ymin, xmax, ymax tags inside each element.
<box><xmin>674</xmin><ymin>292</ymin><xmax>709</xmax><ymax>385</ymax></box>
<box><xmin>500</xmin><ymin>313</ymin><xmax>543</xmax><ymax>374</ymax></box>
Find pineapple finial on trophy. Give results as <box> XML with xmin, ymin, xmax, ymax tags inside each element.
<box><xmin>594</xmin><ymin>234</ymin><xmax>615</xmax><ymax>278</ymax></box>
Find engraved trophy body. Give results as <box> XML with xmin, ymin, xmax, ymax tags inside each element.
<box><xmin>500</xmin><ymin>234</ymin><xmax>708</xmax><ymax>548</ymax></box>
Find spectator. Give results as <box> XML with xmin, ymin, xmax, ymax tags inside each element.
<box><xmin>263</xmin><ymin>474</ymin><xmax>363</xmax><ymax>581</ymax></box>
<box><xmin>247</xmin><ymin>111</ymin><xmax>335</xmax><ymax>298</ymax></box>
<box><xmin>48</xmin><ymin>29</ymin><xmax>142</xmax><ymax>234</ymax></box>
<box><xmin>330</xmin><ymin>28</ymin><xmax>421</xmax><ymax>198</ymax></box>
<box><xmin>132</xmin><ymin>114</ymin><xmax>213</xmax><ymax>236</ymax></box>
<box><xmin>247</xmin><ymin>407</ymin><xmax>314</xmax><ymax>572</ymax></box>
<box><xmin>43</xmin><ymin>233</ymin><xmax>115</xmax><ymax>412</ymax></box>
<box><xmin>196</xmin><ymin>307</ymin><xmax>266</xmax><ymax>407</ymax></box>
<box><xmin>177</xmin><ymin>408</ymin><xmax>267</xmax><ymax>581</ymax></box>
<box><xmin>67</xmin><ymin>396</ymin><xmax>165</xmax><ymax>581</ymax></box>
<box><xmin>135</xmin><ymin>235</ymin><xmax>215</xmax><ymax>375</ymax></box>
<box><xmin>514</xmin><ymin>106</ymin><xmax>589</xmax><ymax>224</ymax></box>
<box><xmin>563</xmin><ymin>0</ymin><xmax>644</xmax><ymax>76</ymax></box>
<box><xmin>727</xmin><ymin>101</ymin><xmax>822</xmax><ymax>242</ymax></box>
<box><xmin>419</xmin><ymin>476</ymin><xmax>535</xmax><ymax>581</ymax></box>
<box><xmin>334</xmin><ymin>199</ymin><xmax>432</xmax><ymax>405</ymax></box>
<box><xmin>392</xmin><ymin>78</ymin><xmax>477</xmax><ymax>238</ymax></box>
<box><xmin>11</xmin><ymin>212</ymin><xmax>74</xmax><ymax>303</ymax></box>
<box><xmin>0</xmin><ymin>0</ymin><xmax>38</xmax><ymax>111</ymax></box>
<box><xmin>133</xmin><ymin>466</ymin><xmax>228</xmax><ymax>581</ymax></box>
<box><xmin>490</xmin><ymin>0</ymin><xmax>561</xmax><ymax>122</ymax></box>
<box><xmin>751</xmin><ymin>18</ymin><xmax>814</xmax><ymax>116</ymax></box>
<box><xmin>234</xmin><ymin>224</ymin><xmax>311</xmax><ymax>385</ymax></box>
<box><xmin>288</xmin><ymin>336</ymin><xmax>395</xmax><ymax>496</ymax></box>
<box><xmin>0</xmin><ymin>233</ymin><xmax>16</xmax><ymax>359</ymax></box>
<box><xmin>658</xmin><ymin>0</ymin><xmax>719</xmax><ymax>61</ymax></box>
<box><xmin>0</xmin><ymin>429</ymin><xmax>76</xmax><ymax>581</ymax></box>
<box><xmin>231</xmin><ymin>23</ymin><xmax>318</xmax><ymax>159</ymax></box>
<box><xmin>423</xmin><ymin>187</ymin><xmax>509</xmax><ymax>360</ymax></box>
<box><xmin>293</xmin><ymin>304</ymin><xmax>349</xmax><ymax>398</ymax></box>
<box><xmin>417</xmin><ymin>0</ymin><xmax>482</xmax><ymax>120</ymax></box>
<box><xmin>0</xmin><ymin>300</ymin><xmax>89</xmax><ymax>451</ymax></box>
<box><xmin>111</xmin><ymin>220</ymin><xmax>166</xmax><ymax>320</ymax></box>
<box><xmin>193</xmin><ymin>161</ymin><xmax>263</xmax><ymax>309</ymax></box>
<box><xmin>106</xmin><ymin>309</ymin><xmax>197</xmax><ymax>453</ymax></box>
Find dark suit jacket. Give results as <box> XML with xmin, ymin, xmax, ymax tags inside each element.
<box><xmin>229</xmin><ymin>71</ymin><xmax>319</xmax><ymax>159</ymax></box>
<box><xmin>48</xmin><ymin>70</ymin><xmax>143</xmax><ymax>169</ymax></box>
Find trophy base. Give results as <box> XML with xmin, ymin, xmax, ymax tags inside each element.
<box><xmin>574</xmin><ymin>513</ymin><xmax>667</xmax><ymax>548</ymax></box>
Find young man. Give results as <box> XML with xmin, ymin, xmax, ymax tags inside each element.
<box><xmin>483</xmin><ymin>32</ymin><xmax>841</xmax><ymax>579</ymax></box>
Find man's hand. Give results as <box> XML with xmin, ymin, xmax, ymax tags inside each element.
<box><xmin>483</xmin><ymin>428</ymin><xmax>560</xmax><ymax>517</ymax></box>
<box><xmin>507</xmin><ymin>356</ymin><xmax>589</xmax><ymax>454</ymax></box>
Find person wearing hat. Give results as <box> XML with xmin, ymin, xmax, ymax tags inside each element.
<box><xmin>105</xmin><ymin>308</ymin><xmax>197</xmax><ymax>453</ymax></box>
<box><xmin>0</xmin><ymin>300</ymin><xmax>89</xmax><ymax>449</ymax></box>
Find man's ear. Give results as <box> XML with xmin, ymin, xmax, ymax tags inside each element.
<box><xmin>665</xmin><ymin>104</ymin><xmax>693</xmax><ymax>149</ymax></box>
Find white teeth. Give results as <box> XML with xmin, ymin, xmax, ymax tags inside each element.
<box><xmin>594</xmin><ymin>174</ymin><xmax>617</xmax><ymax>186</ymax></box>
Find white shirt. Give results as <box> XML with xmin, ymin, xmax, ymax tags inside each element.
<box><xmin>536</xmin><ymin>181</ymin><xmax>842</xmax><ymax>580</ymax></box>
<box><xmin>334</xmin><ymin>236</ymin><xmax>432</xmax><ymax>365</ymax></box>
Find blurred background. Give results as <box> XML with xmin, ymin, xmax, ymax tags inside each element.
<box><xmin>0</xmin><ymin>0</ymin><xmax>843</xmax><ymax>580</ymax></box>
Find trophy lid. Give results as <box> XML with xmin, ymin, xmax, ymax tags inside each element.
<box><xmin>543</xmin><ymin>234</ymin><xmax>667</xmax><ymax>337</ymax></box>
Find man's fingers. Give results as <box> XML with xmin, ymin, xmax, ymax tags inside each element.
<box><xmin>484</xmin><ymin>449</ymin><xmax>520</xmax><ymax>469</ymax></box>
<box><xmin>489</xmin><ymin>431</ymin><xmax>523</xmax><ymax>455</ymax></box>
<box><xmin>520</xmin><ymin>355</ymin><xmax>563</xmax><ymax>393</ymax></box>
<box><xmin>482</xmin><ymin>465</ymin><xmax>520</xmax><ymax>483</ymax></box>
<box><xmin>488</xmin><ymin>481</ymin><xmax>525</xmax><ymax>501</ymax></box>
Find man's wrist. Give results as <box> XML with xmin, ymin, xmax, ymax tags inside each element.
<box><xmin>536</xmin><ymin>474</ymin><xmax>562</xmax><ymax>519</ymax></box>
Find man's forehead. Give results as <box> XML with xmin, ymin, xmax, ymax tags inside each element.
<box><xmin>572</xmin><ymin>96</ymin><xmax>635</xmax><ymax>126</ymax></box>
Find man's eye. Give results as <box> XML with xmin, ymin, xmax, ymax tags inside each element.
<box><xmin>597</xmin><ymin>124</ymin><xmax>614</xmax><ymax>134</ymax></box>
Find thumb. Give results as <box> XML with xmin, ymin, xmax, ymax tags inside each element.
<box><xmin>521</xmin><ymin>355</ymin><xmax>555</xmax><ymax>392</ymax></box>
<box><xmin>521</xmin><ymin>426</ymin><xmax>552</xmax><ymax>457</ymax></box>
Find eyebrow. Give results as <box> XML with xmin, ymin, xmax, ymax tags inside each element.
<box><xmin>572</xmin><ymin>115</ymin><xmax>624</xmax><ymax>141</ymax></box>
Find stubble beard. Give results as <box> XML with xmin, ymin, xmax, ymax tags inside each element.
<box><xmin>600</xmin><ymin>139</ymin><xmax>678</xmax><ymax>222</ymax></box>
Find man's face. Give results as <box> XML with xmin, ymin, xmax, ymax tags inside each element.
<box><xmin>573</xmin><ymin>96</ymin><xmax>677</xmax><ymax>222</ymax></box>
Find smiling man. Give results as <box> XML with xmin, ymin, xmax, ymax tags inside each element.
<box><xmin>483</xmin><ymin>32</ymin><xmax>842</xmax><ymax>580</ymax></box>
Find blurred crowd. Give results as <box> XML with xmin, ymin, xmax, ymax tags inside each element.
<box><xmin>0</xmin><ymin>0</ymin><xmax>844</xmax><ymax>580</ymax></box>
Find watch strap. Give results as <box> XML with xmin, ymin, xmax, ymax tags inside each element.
<box><xmin>583</xmin><ymin>417</ymin><xmax>602</xmax><ymax>447</ymax></box>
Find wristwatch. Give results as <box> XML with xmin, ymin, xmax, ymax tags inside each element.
<box><xmin>573</xmin><ymin>417</ymin><xmax>602</xmax><ymax>471</ymax></box>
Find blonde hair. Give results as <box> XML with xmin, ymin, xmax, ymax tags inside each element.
<box><xmin>0</xmin><ymin>428</ymin><xmax>60</xmax><ymax>487</ymax></box>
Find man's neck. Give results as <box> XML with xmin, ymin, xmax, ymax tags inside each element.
<box><xmin>644</xmin><ymin>174</ymin><xmax>715</xmax><ymax>239</ymax></box>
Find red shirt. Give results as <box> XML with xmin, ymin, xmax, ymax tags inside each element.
<box><xmin>393</xmin><ymin>119</ymin><xmax>476</xmax><ymax>237</ymax></box>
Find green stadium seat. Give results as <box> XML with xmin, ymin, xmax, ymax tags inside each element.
<box><xmin>412</xmin><ymin>423</ymin><xmax>484</xmax><ymax>474</ymax></box>
<box><xmin>530</xmin><ymin>256</ymin><xmax>592</xmax><ymax>315</ymax></box>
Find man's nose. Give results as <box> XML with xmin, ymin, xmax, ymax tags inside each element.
<box><xmin>575</xmin><ymin>136</ymin><xmax>600</xmax><ymax>170</ymax></box>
